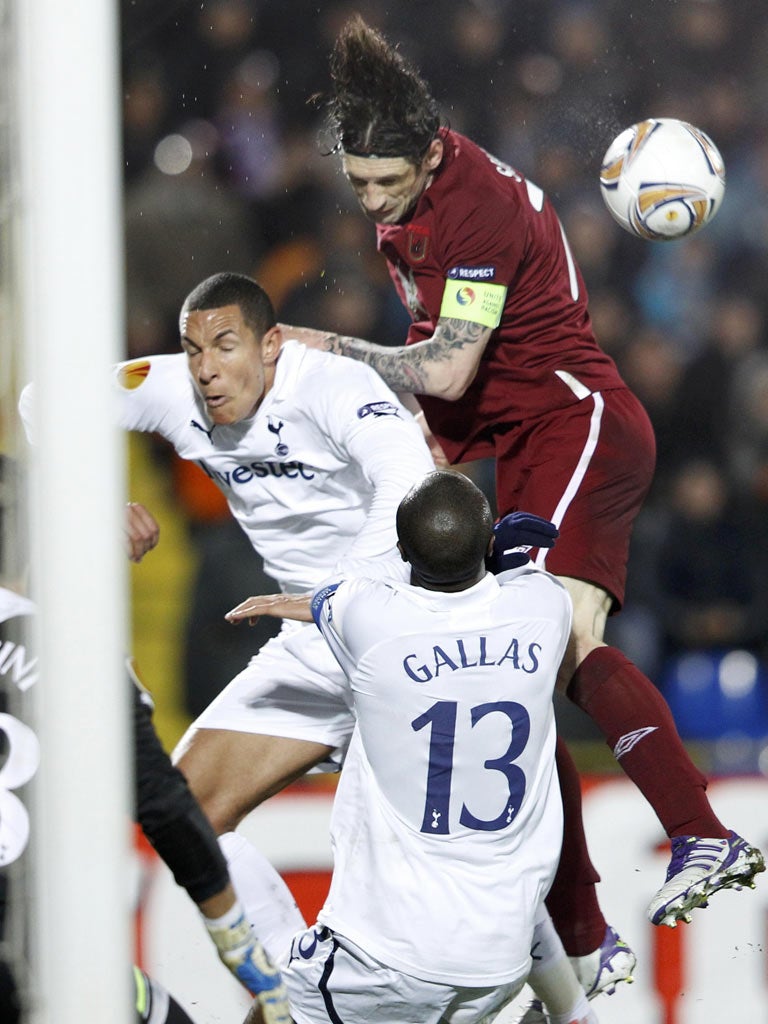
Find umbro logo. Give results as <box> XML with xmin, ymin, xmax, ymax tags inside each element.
<box><xmin>613</xmin><ymin>726</ymin><xmax>658</xmax><ymax>759</ymax></box>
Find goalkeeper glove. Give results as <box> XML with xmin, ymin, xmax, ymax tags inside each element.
<box><xmin>488</xmin><ymin>511</ymin><xmax>559</xmax><ymax>573</ymax></box>
<box><xmin>204</xmin><ymin>905</ymin><xmax>292</xmax><ymax>1023</ymax></box>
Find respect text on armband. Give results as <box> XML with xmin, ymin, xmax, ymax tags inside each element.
<box><xmin>197</xmin><ymin>458</ymin><xmax>316</xmax><ymax>487</ymax></box>
<box><xmin>447</xmin><ymin>265</ymin><xmax>496</xmax><ymax>281</ymax></box>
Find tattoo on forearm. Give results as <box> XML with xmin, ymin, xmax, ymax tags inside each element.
<box><xmin>324</xmin><ymin>319</ymin><xmax>486</xmax><ymax>392</ymax></box>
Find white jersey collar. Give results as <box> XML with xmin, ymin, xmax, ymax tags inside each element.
<box><xmin>405</xmin><ymin>570</ymin><xmax>500</xmax><ymax>608</ymax></box>
<box><xmin>268</xmin><ymin>338</ymin><xmax>309</xmax><ymax>405</ymax></box>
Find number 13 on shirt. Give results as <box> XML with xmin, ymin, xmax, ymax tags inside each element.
<box><xmin>412</xmin><ymin>699</ymin><xmax>530</xmax><ymax>835</ymax></box>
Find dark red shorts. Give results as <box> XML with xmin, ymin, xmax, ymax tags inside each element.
<box><xmin>493</xmin><ymin>387</ymin><xmax>656</xmax><ymax>609</ymax></box>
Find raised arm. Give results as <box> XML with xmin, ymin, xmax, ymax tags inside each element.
<box><xmin>280</xmin><ymin>317</ymin><xmax>493</xmax><ymax>401</ymax></box>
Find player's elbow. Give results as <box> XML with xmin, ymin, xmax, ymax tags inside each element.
<box><xmin>433</xmin><ymin>372</ymin><xmax>473</xmax><ymax>401</ymax></box>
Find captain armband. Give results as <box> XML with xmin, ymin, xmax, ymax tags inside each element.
<box><xmin>439</xmin><ymin>279</ymin><xmax>507</xmax><ymax>328</ymax></box>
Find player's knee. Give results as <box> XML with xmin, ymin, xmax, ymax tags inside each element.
<box><xmin>171</xmin><ymin>744</ymin><xmax>230</xmax><ymax>830</ymax></box>
<box><xmin>192</xmin><ymin>795</ymin><xmax>234</xmax><ymax>835</ymax></box>
<box><xmin>570</xmin><ymin>627</ymin><xmax>605</xmax><ymax>668</ymax></box>
<box><xmin>180</xmin><ymin>771</ymin><xmax>239</xmax><ymax>834</ymax></box>
<box><xmin>555</xmin><ymin>626</ymin><xmax>604</xmax><ymax>694</ymax></box>
<box><xmin>558</xmin><ymin>577</ymin><xmax>612</xmax><ymax>647</ymax></box>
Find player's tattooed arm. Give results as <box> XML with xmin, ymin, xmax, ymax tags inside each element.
<box><xmin>280</xmin><ymin>318</ymin><xmax>493</xmax><ymax>399</ymax></box>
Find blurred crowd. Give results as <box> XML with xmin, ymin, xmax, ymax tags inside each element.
<box><xmin>120</xmin><ymin>0</ymin><xmax>768</xmax><ymax>750</ymax></box>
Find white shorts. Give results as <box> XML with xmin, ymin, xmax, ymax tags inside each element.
<box><xmin>193</xmin><ymin>621</ymin><xmax>355</xmax><ymax>770</ymax></box>
<box><xmin>282</xmin><ymin>925</ymin><xmax>527</xmax><ymax>1024</ymax></box>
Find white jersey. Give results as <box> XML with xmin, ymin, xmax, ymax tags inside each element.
<box><xmin>312</xmin><ymin>566</ymin><xmax>572</xmax><ymax>986</ymax></box>
<box><xmin>22</xmin><ymin>339</ymin><xmax>434</xmax><ymax>594</ymax></box>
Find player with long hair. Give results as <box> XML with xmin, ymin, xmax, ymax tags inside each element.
<box><xmin>281</xmin><ymin>15</ymin><xmax>764</xmax><ymax>1011</ymax></box>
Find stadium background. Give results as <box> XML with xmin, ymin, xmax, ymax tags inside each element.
<box><xmin>118</xmin><ymin>4</ymin><xmax>768</xmax><ymax>1018</ymax></box>
<box><xmin>119</xmin><ymin>0</ymin><xmax>768</xmax><ymax>769</ymax></box>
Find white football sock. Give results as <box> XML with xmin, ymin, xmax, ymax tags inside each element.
<box><xmin>527</xmin><ymin>906</ymin><xmax>597</xmax><ymax>1024</ymax></box>
<box><xmin>218</xmin><ymin>831</ymin><xmax>307</xmax><ymax>964</ymax></box>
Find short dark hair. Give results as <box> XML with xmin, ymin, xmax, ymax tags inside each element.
<box><xmin>326</xmin><ymin>15</ymin><xmax>441</xmax><ymax>163</ymax></box>
<box><xmin>181</xmin><ymin>273</ymin><xmax>276</xmax><ymax>339</ymax></box>
<box><xmin>397</xmin><ymin>470</ymin><xmax>493</xmax><ymax>586</ymax></box>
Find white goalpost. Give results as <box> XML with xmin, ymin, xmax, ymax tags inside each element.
<box><xmin>14</xmin><ymin>2</ymin><xmax>132</xmax><ymax>1022</ymax></box>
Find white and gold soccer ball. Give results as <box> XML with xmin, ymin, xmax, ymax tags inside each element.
<box><xmin>599</xmin><ymin>117</ymin><xmax>726</xmax><ymax>240</ymax></box>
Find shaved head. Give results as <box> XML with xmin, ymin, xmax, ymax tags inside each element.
<box><xmin>396</xmin><ymin>470</ymin><xmax>493</xmax><ymax>590</ymax></box>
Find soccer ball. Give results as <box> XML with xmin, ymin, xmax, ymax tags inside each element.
<box><xmin>599</xmin><ymin>118</ymin><xmax>725</xmax><ymax>240</ymax></box>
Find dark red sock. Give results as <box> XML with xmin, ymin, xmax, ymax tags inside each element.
<box><xmin>567</xmin><ymin>646</ymin><xmax>728</xmax><ymax>839</ymax></box>
<box><xmin>545</xmin><ymin>736</ymin><xmax>607</xmax><ymax>957</ymax></box>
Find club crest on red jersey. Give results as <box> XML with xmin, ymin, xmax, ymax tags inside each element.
<box><xmin>407</xmin><ymin>225</ymin><xmax>430</xmax><ymax>263</ymax></box>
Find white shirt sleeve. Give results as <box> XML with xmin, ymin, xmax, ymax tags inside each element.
<box><xmin>311</xmin><ymin>578</ymin><xmax>358</xmax><ymax>679</ymax></box>
<box><xmin>111</xmin><ymin>354</ymin><xmax>191</xmax><ymax>436</ymax></box>
<box><xmin>339</xmin><ymin>415</ymin><xmax>434</xmax><ymax>579</ymax></box>
<box><xmin>310</xmin><ymin>358</ymin><xmax>435</xmax><ymax>581</ymax></box>
<box><xmin>20</xmin><ymin>355</ymin><xmax>190</xmax><ymax>447</ymax></box>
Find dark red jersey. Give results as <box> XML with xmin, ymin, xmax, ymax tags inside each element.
<box><xmin>376</xmin><ymin>129</ymin><xmax>627</xmax><ymax>463</ymax></box>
